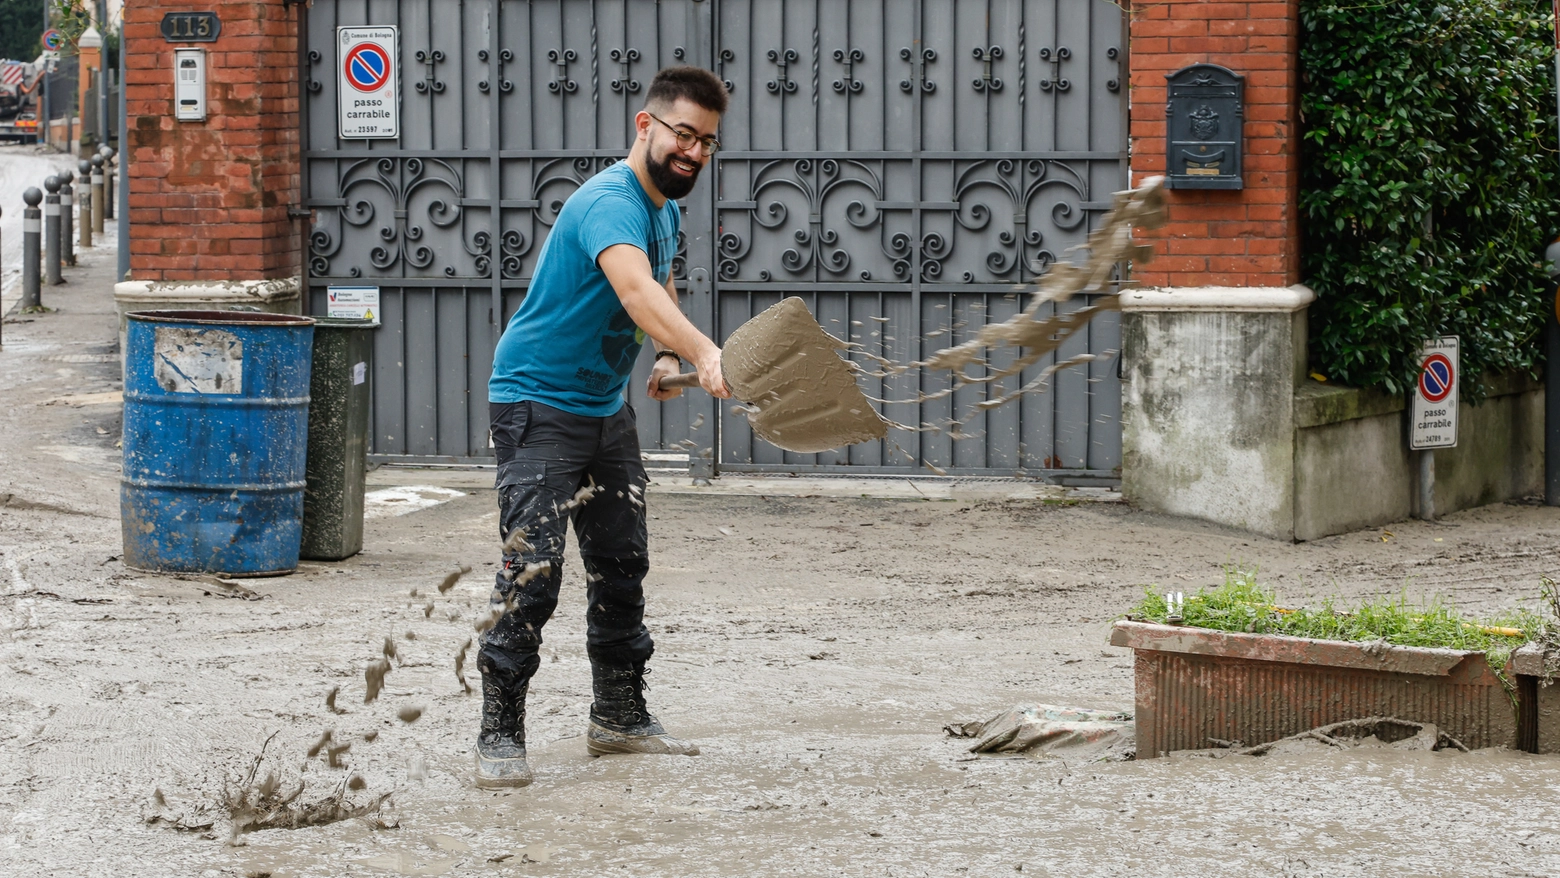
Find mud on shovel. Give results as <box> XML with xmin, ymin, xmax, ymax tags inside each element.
<box><xmin>659</xmin><ymin>297</ymin><xmax>888</xmax><ymax>453</ymax></box>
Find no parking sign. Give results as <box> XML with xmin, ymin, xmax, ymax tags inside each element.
<box><xmin>338</xmin><ymin>26</ymin><xmax>398</xmax><ymax>139</ymax></box>
<box><xmin>1410</xmin><ymin>336</ymin><xmax>1458</xmax><ymax>449</ymax></box>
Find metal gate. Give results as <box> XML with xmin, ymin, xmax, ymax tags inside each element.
<box><xmin>302</xmin><ymin>0</ymin><xmax>1127</xmax><ymax>480</ymax></box>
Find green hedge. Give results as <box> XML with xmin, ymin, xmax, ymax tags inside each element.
<box><xmin>1299</xmin><ymin>0</ymin><xmax>1560</xmax><ymax>397</ymax></box>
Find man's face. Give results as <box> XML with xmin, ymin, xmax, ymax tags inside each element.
<box><xmin>641</xmin><ymin>98</ymin><xmax>720</xmax><ymax>200</ymax></box>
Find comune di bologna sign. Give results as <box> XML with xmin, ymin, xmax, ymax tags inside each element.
<box><xmin>303</xmin><ymin>0</ymin><xmax>1128</xmax><ymax>480</ymax></box>
<box><xmin>338</xmin><ymin>27</ymin><xmax>398</xmax><ymax>140</ymax></box>
<box><xmin>1410</xmin><ymin>336</ymin><xmax>1458</xmax><ymax>450</ymax></box>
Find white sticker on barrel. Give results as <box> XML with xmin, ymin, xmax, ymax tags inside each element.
<box><xmin>154</xmin><ymin>327</ymin><xmax>243</xmax><ymax>395</ymax></box>
<box><xmin>352</xmin><ymin>361</ymin><xmax>366</xmax><ymax>385</ymax></box>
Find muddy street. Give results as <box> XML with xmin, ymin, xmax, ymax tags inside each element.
<box><xmin>3</xmin><ymin>264</ymin><xmax>1560</xmax><ymax>877</ymax></box>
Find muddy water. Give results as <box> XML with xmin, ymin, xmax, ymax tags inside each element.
<box><xmin>5</xmin><ymin>488</ymin><xmax>1560</xmax><ymax>876</ymax></box>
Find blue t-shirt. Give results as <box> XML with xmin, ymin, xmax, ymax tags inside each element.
<box><xmin>488</xmin><ymin>162</ymin><xmax>679</xmax><ymax>416</ymax></box>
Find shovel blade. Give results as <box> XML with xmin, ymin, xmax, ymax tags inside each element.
<box><xmin>723</xmin><ymin>297</ymin><xmax>888</xmax><ymax>454</ymax></box>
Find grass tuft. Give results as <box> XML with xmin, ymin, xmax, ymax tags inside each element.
<box><xmin>1128</xmin><ymin>568</ymin><xmax>1543</xmax><ymax>681</ymax></box>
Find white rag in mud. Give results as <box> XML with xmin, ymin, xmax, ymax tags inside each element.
<box><xmin>955</xmin><ymin>704</ymin><xmax>1134</xmax><ymax>759</ymax></box>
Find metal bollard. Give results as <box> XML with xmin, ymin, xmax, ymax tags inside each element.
<box><xmin>78</xmin><ymin>160</ymin><xmax>93</xmax><ymax>250</ymax></box>
<box><xmin>60</xmin><ymin>169</ymin><xmax>74</xmax><ymax>267</ymax></box>
<box><xmin>22</xmin><ymin>188</ymin><xmax>42</xmax><ymax>309</ymax></box>
<box><xmin>91</xmin><ymin>154</ymin><xmax>106</xmax><ymax>237</ymax></box>
<box><xmin>100</xmin><ymin>146</ymin><xmax>115</xmax><ymax>221</ymax></box>
<box><xmin>44</xmin><ymin>176</ymin><xmax>62</xmax><ymax>286</ymax></box>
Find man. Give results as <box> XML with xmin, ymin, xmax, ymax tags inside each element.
<box><xmin>477</xmin><ymin>66</ymin><xmax>732</xmax><ymax>788</ymax></box>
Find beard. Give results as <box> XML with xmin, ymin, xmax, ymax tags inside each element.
<box><xmin>646</xmin><ymin>149</ymin><xmax>702</xmax><ymax>200</ymax></box>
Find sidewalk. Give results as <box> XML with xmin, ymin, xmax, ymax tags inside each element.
<box><xmin>0</xmin><ymin>144</ymin><xmax>86</xmax><ymax>317</ymax></box>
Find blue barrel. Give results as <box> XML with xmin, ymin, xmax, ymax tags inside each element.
<box><xmin>121</xmin><ymin>310</ymin><xmax>316</xmax><ymax>575</ymax></box>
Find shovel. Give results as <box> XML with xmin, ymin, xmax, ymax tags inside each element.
<box><xmin>659</xmin><ymin>297</ymin><xmax>888</xmax><ymax>453</ymax></box>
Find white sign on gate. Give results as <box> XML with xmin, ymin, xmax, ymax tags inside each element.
<box><xmin>337</xmin><ymin>26</ymin><xmax>399</xmax><ymax>139</ymax></box>
<box><xmin>1409</xmin><ymin>336</ymin><xmax>1458</xmax><ymax>449</ymax></box>
<box><xmin>327</xmin><ymin>285</ymin><xmax>380</xmax><ymax>321</ymax></box>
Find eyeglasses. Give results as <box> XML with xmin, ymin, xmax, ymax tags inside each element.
<box><xmin>647</xmin><ymin>112</ymin><xmax>721</xmax><ymax>156</ymax></box>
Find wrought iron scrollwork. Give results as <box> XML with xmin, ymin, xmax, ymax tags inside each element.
<box><xmin>833</xmin><ymin>47</ymin><xmax>864</xmax><ymax>93</ymax></box>
<box><xmin>307</xmin><ymin>49</ymin><xmax>322</xmax><ymax>94</ymax></box>
<box><xmin>1038</xmin><ymin>46</ymin><xmax>1071</xmax><ymax>92</ymax></box>
<box><xmin>718</xmin><ymin>159</ymin><xmax>912</xmax><ymax>283</ymax></box>
<box><xmin>1106</xmin><ymin>46</ymin><xmax>1120</xmax><ymax>93</ymax></box>
<box><xmin>610</xmin><ymin>47</ymin><xmax>641</xmax><ymax>93</ymax></box>
<box><xmin>414</xmin><ymin>48</ymin><xmax>446</xmax><ymax>94</ymax></box>
<box><xmin>547</xmin><ymin>48</ymin><xmax>578</xmax><ymax>94</ymax></box>
<box><xmin>922</xmin><ymin>159</ymin><xmax>1091</xmax><ymax>282</ymax></box>
<box><xmin>767</xmin><ymin>48</ymin><xmax>799</xmax><ymax>94</ymax></box>
<box><xmin>311</xmin><ymin>158</ymin><xmax>477</xmax><ymax>278</ymax></box>
<box><xmin>899</xmin><ymin>46</ymin><xmax>936</xmax><ymax>93</ymax></box>
<box><xmin>718</xmin><ymin>48</ymin><xmax>736</xmax><ymax>93</ymax></box>
<box><xmin>972</xmin><ymin>45</ymin><xmax>1003</xmax><ymax>92</ymax></box>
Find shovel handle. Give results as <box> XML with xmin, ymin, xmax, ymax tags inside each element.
<box><xmin>658</xmin><ymin>371</ymin><xmax>703</xmax><ymax>390</ymax></box>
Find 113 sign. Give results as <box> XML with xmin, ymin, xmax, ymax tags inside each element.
<box><xmin>160</xmin><ymin>12</ymin><xmax>221</xmax><ymax>43</ymax></box>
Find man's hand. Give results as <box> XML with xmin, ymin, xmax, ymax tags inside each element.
<box><xmin>695</xmin><ymin>347</ymin><xmax>732</xmax><ymax>399</ymax></box>
<box><xmin>647</xmin><ymin>354</ymin><xmax>683</xmax><ymax>401</ymax></box>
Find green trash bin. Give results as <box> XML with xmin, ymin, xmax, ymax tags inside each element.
<box><xmin>301</xmin><ymin>317</ymin><xmax>377</xmax><ymax>561</ymax></box>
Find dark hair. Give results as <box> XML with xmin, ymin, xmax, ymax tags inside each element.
<box><xmin>645</xmin><ymin>66</ymin><xmax>729</xmax><ymax>115</ymax></box>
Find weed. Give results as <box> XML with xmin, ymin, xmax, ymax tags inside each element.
<box><xmin>1128</xmin><ymin>568</ymin><xmax>1543</xmax><ymax>682</ymax></box>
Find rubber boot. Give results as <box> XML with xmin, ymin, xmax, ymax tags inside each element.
<box><xmin>586</xmin><ymin>662</ymin><xmax>700</xmax><ymax>756</ymax></box>
<box><xmin>474</xmin><ymin>674</ymin><xmax>533</xmax><ymax>788</ymax></box>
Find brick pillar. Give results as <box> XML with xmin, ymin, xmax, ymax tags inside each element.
<box><xmin>1120</xmin><ymin>1</ymin><xmax>1312</xmax><ymax>539</ymax></box>
<box><xmin>122</xmin><ymin>1</ymin><xmax>300</xmax><ymax>284</ymax></box>
<box><xmin>78</xmin><ymin>25</ymin><xmax>102</xmax><ymax>151</ymax></box>
<box><xmin>1128</xmin><ymin>0</ymin><xmax>1300</xmax><ymax>288</ymax></box>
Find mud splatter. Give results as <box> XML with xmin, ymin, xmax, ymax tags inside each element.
<box><xmin>364</xmin><ymin>658</ymin><xmax>391</xmax><ymax>704</ymax></box>
<box><xmin>223</xmin><ymin>735</ymin><xmax>389</xmax><ymax>838</ymax></box>
<box><xmin>306</xmin><ymin>730</ymin><xmax>333</xmax><ymax>758</ymax></box>
<box><xmin>502</xmin><ymin>527</ymin><xmax>533</xmax><ymax>554</ymax></box>
<box><xmin>437</xmin><ymin>563</ymin><xmax>473</xmax><ymax>594</ymax></box>
<box><xmin>454</xmin><ymin>638</ymin><xmax>473</xmax><ymax>694</ymax></box>
<box><xmin>326</xmin><ymin>743</ymin><xmax>351</xmax><ymax>768</ymax></box>
<box><xmin>397</xmin><ymin>706</ymin><xmax>423</xmax><ymax>724</ymax></box>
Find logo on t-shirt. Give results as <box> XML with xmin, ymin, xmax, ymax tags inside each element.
<box><xmin>599</xmin><ymin>307</ymin><xmax>643</xmax><ymax>378</ymax></box>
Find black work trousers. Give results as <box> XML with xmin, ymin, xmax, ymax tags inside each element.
<box><xmin>478</xmin><ymin>400</ymin><xmax>655</xmax><ymax>694</ymax></box>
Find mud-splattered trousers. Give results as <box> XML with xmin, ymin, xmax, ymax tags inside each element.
<box><xmin>479</xmin><ymin>400</ymin><xmax>654</xmax><ymax>699</ymax></box>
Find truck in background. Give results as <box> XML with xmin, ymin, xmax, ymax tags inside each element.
<box><xmin>0</xmin><ymin>59</ymin><xmax>45</xmax><ymax>143</ymax></box>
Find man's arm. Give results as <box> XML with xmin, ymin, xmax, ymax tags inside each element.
<box><xmin>645</xmin><ymin>273</ymin><xmax>688</xmax><ymax>401</ymax></box>
<box><xmin>598</xmin><ymin>243</ymin><xmax>729</xmax><ymax>399</ymax></box>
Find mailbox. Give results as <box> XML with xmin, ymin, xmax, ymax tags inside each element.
<box><xmin>1165</xmin><ymin>63</ymin><xmax>1243</xmax><ymax>190</ymax></box>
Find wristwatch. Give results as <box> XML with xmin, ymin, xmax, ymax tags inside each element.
<box><xmin>655</xmin><ymin>349</ymin><xmax>682</xmax><ymax>364</ymax></box>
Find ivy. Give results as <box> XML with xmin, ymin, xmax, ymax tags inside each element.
<box><xmin>1299</xmin><ymin>0</ymin><xmax>1560</xmax><ymax>398</ymax></box>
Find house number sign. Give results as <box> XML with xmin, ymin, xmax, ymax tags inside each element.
<box><xmin>161</xmin><ymin>12</ymin><xmax>221</xmax><ymax>43</ymax></box>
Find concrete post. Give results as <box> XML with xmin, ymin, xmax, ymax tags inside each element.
<box><xmin>44</xmin><ymin>176</ymin><xmax>62</xmax><ymax>286</ymax></box>
<box><xmin>60</xmin><ymin>169</ymin><xmax>74</xmax><ymax>267</ymax></box>
<box><xmin>91</xmin><ymin>154</ymin><xmax>106</xmax><ymax>236</ymax></box>
<box><xmin>22</xmin><ymin>188</ymin><xmax>42</xmax><ymax>309</ymax></box>
<box><xmin>100</xmin><ymin>145</ymin><xmax>115</xmax><ymax>220</ymax></box>
<box><xmin>78</xmin><ymin>160</ymin><xmax>93</xmax><ymax>250</ymax></box>
<box><xmin>1417</xmin><ymin>450</ymin><xmax>1436</xmax><ymax>521</ymax></box>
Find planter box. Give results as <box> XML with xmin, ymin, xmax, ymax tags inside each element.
<box><xmin>1111</xmin><ymin>620</ymin><xmax>1519</xmax><ymax>757</ymax></box>
<box><xmin>1512</xmin><ymin>644</ymin><xmax>1560</xmax><ymax>755</ymax></box>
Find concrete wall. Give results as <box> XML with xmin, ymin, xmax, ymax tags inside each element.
<box><xmin>1125</xmin><ymin>292</ymin><xmax>1543</xmax><ymax>541</ymax></box>
<box><xmin>1122</xmin><ymin>286</ymin><xmax>1311</xmax><ymax>539</ymax></box>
